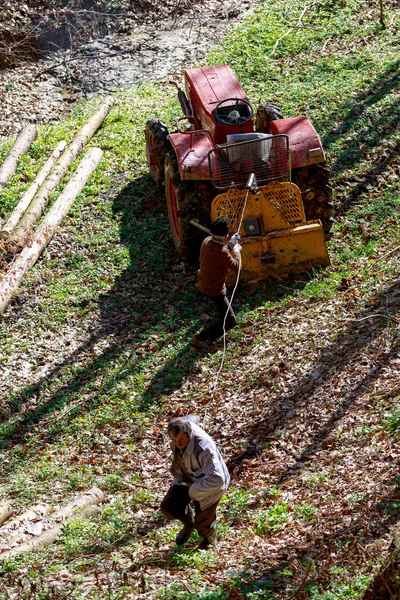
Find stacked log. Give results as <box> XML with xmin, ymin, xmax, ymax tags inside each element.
<box><xmin>0</xmin><ymin>147</ymin><xmax>104</xmax><ymax>314</ymax></box>
<box><xmin>0</xmin><ymin>140</ymin><xmax>67</xmax><ymax>240</ymax></box>
<box><xmin>0</xmin><ymin>97</ymin><xmax>115</xmax><ymax>312</ymax></box>
<box><xmin>8</xmin><ymin>96</ymin><xmax>114</xmax><ymax>250</ymax></box>
<box><xmin>0</xmin><ymin>505</ymin><xmax>49</xmax><ymax>549</ymax></box>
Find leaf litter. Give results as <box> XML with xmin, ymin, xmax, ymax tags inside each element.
<box><xmin>0</xmin><ymin>0</ymin><xmax>399</xmax><ymax>598</ymax></box>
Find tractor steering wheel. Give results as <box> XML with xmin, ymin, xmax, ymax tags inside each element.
<box><xmin>215</xmin><ymin>98</ymin><xmax>254</xmax><ymax>126</ymax></box>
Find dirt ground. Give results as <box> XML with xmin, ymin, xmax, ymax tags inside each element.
<box><xmin>0</xmin><ymin>0</ymin><xmax>253</xmax><ymax>138</ymax></box>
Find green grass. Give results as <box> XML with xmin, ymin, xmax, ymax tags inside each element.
<box><xmin>0</xmin><ymin>0</ymin><xmax>399</xmax><ymax>598</ymax></box>
<box><xmin>384</xmin><ymin>406</ymin><xmax>400</xmax><ymax>435</ymax></box>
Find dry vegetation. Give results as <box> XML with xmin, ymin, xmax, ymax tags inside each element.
<box><xmin>0</xmin><ymin>0</ymin><xmax>399</xmax><ymax>598</ymax></box>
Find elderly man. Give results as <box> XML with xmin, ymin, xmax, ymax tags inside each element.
<box><xmin>160</xmin><ymin>415</ymin><xmax>230</xmax><ymax>549</ymax></box>
<box><xmin>191</xmin><ymin>216</ymin><xmax>241</xmax><ymax>349</ymax></box>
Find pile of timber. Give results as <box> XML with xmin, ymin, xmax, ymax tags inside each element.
<box><xmin>0</xmin><ymin>96</ymin><xmax>115</xmax><ymax>314</ymax></box>
<box><xmin>0</xmin><ymin>488</ymin><xmax>105</xmax><ymax>559</ymax></box>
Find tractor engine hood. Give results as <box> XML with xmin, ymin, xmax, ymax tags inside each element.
<box><xmin>184</xmin><ymin>64</ymin><xmax>254</xmax><ymax>145</ymax></box>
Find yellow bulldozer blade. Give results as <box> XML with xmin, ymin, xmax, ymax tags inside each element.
<box><xmin>211</xmin><ymin>181</ymin><xmax>330</xmax><ymax>283</ymax></box>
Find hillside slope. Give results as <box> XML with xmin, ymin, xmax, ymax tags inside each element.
<box><xmin>0</xmin><ymin>0</ymin><xmax>399</xmax><ymax>598</ymax></box>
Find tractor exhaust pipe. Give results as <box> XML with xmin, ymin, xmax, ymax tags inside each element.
<box><xmin>170</xmin><ymin>81</ymin><xmax>192</xmax><ymax>117</ymax></box>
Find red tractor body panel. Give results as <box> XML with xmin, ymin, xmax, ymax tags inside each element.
<box><xmin>270</xmin><ymin>116</ymin><xmax>325</xmax><ymax>169</ymax></box>
<box><xmin>145</xmin><ymin>63</ymin><xmax>333</xmax><ymax>271</ymax></box>
<box><xmin>168</xmin><ymin>130</ymin><xmax>214</xmax><ymax>180</ymax></box>
<box><xmin>184</xmin><ymin>64</ymin><xmax>254</xmax><ymax>145</ymax></box>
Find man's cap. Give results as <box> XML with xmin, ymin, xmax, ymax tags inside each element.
<box><xmin>210</xmin><ymin>216</ymin><xmax>229</xmax><ymax>236</ymax></box>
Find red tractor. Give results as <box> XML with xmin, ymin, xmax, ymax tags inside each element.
<box><xmin>145</xmin><ymin>64</ymin><xmax>333</xmax><ymax>281</ymax></box>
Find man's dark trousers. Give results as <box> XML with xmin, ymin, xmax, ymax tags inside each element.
<box><xmin>197</xmin><ymin>291</ymin><xmax>236</xmax><ymax>343</ymax></box>
<box><xmin>160</xmin><ymin>484</ymin><xmax>219</xmax><ymax>538</ymax></box>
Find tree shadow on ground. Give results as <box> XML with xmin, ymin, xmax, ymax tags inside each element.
<box><xmin>0</xmin><ymin>175</ymin><xmax>309</xmax><ymax>455</ymax></box>
<box><xmin>0</xmin><ymin>176</ymin><xmax>200</xmax><ymax>449</ymax></box>
<box><xmin>123</xmin><ymin>482</ymin><xmax>400</xmax><ymax>598</ymax></box>
<box><xmin>322</xmin><ymin>60</ymin><xmax>400</xmax><ymax>209</ymax></box>
<box><xmin>2</xmin><ymin>60</ymin><xmax>399</xmax><ymax>469</ymax></box>
<box><xmin>226</xmin><ymin>278</ymin><xmax>400</xmax><ymax>480</ymax></box>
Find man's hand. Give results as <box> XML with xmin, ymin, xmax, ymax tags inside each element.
<box><xmin>233</xmin><ymin>243</ymin><xmax>242</xmax><ymax>253</ymax></box>
<box><xmin>229</xmin><ymin>233</ymin><xmax>241</xmax><ymax>245</ymax></box>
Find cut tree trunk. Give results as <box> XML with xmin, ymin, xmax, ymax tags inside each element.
<box><xmin>0</xmin><ymin>505</ymin><xmax>50</xmax><ymax>550</ymax></box>
<box><xmin>0</xmin><ymin>505</ymin><xmax>102</xmax><ymax>559</ymax></box>
<box><xmin>0</xmin><ymin>502</ymin><xmax>12</xmax><ymax>525</ymax></box>
<box><xmin>0</xmin><ymin>124</ymin><xmax>37</xmax><ymax>192</ymax></box>
<box><xmin>50</xmin><ymin>487</ymin><xmax>105</xmax><ymax>521</ymax></box>
<box><xmin>0</xmin><ymin>147</ymin><xmax>103</xmax><ymax>314</ymax></box>
<box><xmin>8</xmin><ymin>96</ymin><xmax>114</xmax><ymax>250</ymax></box>
<box><xmin>0</xmin><ymin>504</ymin><xmax>49</xmax><ymax>533</ymax></box>
<box><xmin>0</xmin><ymin>488</ymin><xmax>105</xmax><ymax>558</ymax></box>
<box><xmin>0</xmin><ymin>141</ymin><xmax>67</xmax><ymax>240</ymax></box>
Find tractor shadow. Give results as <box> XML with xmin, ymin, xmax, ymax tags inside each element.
<box><xmin>97</xmin><ymin>174</ymin><xmax>304</xmax><ymax>410</ymax></box>
<box><xmin>0</xmin><ymin>174</ymin><xmax>276</xmax><ymax>453</ymax></box>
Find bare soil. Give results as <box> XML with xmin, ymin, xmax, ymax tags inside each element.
<box><xmin>0</xmin><ymin>0</ymin><xmax>252</xmax><ymax>138</ymax></box>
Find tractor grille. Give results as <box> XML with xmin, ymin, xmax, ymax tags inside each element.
<box><xmin>211</xmin><ymin>181</ymin><xmax>306</xmax><ymax>237</ymax></box>
<box><xmin>266</xmin><ymin>183</ymin><xmax>305</xmax><ymax>224</ymax></box>
<box><xmin>212</xmin><ymin>189</ymin><xmax>248</xmax><ymax>234</ymax></box>
<box><xmin>208</xmin><ymin>134</ymin><xmax>289</xmax><ymax>190</ymax></box>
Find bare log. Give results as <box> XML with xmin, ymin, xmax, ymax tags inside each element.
<box><xmin>0</xmin><ymin>141</ymin><xmax>67</xmax><ymax>240</ymax></box>
<box><xmin>0</xmin><ymin>505</ymin><xmax>101</xmax><ymax>559</ymax></box>
<box><xmin>0</xmin><ymin>504</ymin><xmax>49</xmax><ymax>533</ymax></box>
<box><xmin>8</xmin><ymin>96</ymin><xmax>114</xmax><ymax>250</ymax></box>
<box><xmin>0</xmin><ymin>505</ymin><xmax>50</xmax><ymax>549</ymax></box>
<box><xmin>0</xmin><ymin>502</ymin><xmax>12</xmax><ymax>525</ymax></box>
<box><xmin>51</xmin><ymin>487</ymin><xmax>105</xmax><ymax>521</ymax></box>
<box><xmin>0</xmin><ymin>147</ymin><xmax>103</xmax><ymax>314</ymax></box>
<box><xmin>0</xmin><ymin>489</ymin><xmax>105</xmax><ymax>558</ymax></box>
<box><xmin>0</xmin><ymin>124</ymin><xmax>37</xmax><ymax>192</ymax></box>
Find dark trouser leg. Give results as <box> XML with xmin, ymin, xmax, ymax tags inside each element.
<box><xmin>197</xmin><ymin>292</ymin><xmax>237</xmax><ymax>343</ymax></box>
<box><xmin>160</xmin><ymin>485</ymin><xmax>194</xmax><ymax>527</ymax></box>
<box><xmin>193</xmin><ymin>499</ymin><xmax>220</xmax><ymax>538</ymax></box>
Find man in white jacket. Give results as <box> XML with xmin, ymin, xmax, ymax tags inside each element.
<box><xmin>160</xmin><ymin>415</ymin><xmax>230</xmax><ymax>549</ymax></box>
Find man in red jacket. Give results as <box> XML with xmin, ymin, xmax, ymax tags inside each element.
<box><xmin>191</xmin><ymin>216</ymin><xmax>241</xmax><ymax>349</ymax></box>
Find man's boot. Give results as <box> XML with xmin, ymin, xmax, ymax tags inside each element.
<box><xmin>175</xmin><ymin>523</ymin><xmax>194</xmax><ymax>545</ymax></box>
<box><xmin>197</xmin><ymin>529</ymin><xmax>217</xmax><ymax>550</ymax></box>
<box><xmin>175</xmin><ymin>506</ymin><xmax>195</xmax><ymax>546</ymax></box>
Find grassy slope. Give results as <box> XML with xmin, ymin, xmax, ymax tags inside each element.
<box><xmin>0</xmin><ymin>0</ymin><xmax>399</xmax><ymax>598</ymax></box>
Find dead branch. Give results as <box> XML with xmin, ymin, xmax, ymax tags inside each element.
<box><xmin>367</xmin><ymin>245</ymin><xmax>400</xmax><ymax>270</ymax></box>
<box><xmin>271</xmin><ymin>1</ymin><xmax>317</xmax><ymax>57</ymax></box>
<box><xmin>345</xmin><ymin>313</ymin><xmax>400</xmax><ymax>325</ymax></box>
<box><xmin>290</xmin><ymin>559</ymin><xmax>314</xmax><ymax>598</ymax></box>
